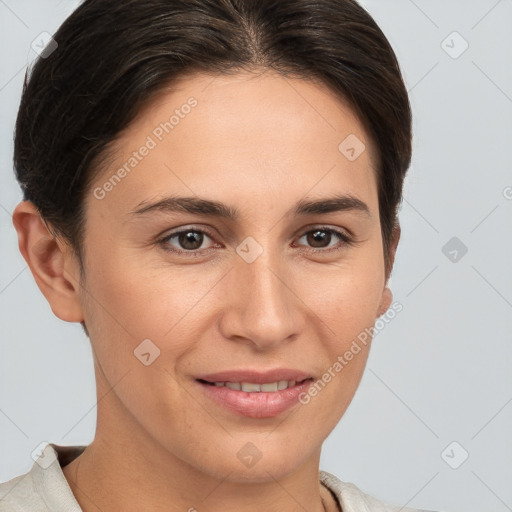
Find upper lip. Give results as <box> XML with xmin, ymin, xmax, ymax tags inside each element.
<box><xmin>196</xmin><ymin>369</ymin><xmax>313</xmax><ymax>384</ymax></box>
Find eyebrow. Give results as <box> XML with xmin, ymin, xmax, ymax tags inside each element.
<box><xmin>129</xmin><ymin>194</ymin><xmax>371</xmax><ymax>220</ymax></box>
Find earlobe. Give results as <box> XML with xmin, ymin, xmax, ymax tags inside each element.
<box><xmin>12</xmin><ymin>200</ymin><xmax>84</xmax><ymax>323</ymax></box>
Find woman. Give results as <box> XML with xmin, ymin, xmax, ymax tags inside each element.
<box><xmin>1</xmin><ymin>0</ymin><xmax>437</xmax><ymax>510</ymax></box>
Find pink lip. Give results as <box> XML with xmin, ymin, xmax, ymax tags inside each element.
<box><xmin>195</xmin><ymin>368</ymin><xmax>314</xmax><ymax>418</ymax></box>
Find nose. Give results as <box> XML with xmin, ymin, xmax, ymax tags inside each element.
<box><xmin>218</xmin><ymin>247</ymin><xmax>305</xmax><ymax>351</ymax></box>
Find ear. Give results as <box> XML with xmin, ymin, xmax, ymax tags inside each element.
<box><xmin>376</xmin><ymin>223</ymin><xmax>401</xmax><ymax>317</ymax></box>
<box><xmin>12</xmin><ymin>200</ymin><xmax>84</xmax><ymax>323</ymax></box>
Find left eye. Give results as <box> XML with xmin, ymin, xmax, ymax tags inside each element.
<box><xmin>295</xmin><ymin>227</ymin><xmax>352</xmax><ymax>252</ymax></box>
<box><xmin>157</xmin><ymin>226</ymin><xmax>352</xmax><ymax>255</ymax></box>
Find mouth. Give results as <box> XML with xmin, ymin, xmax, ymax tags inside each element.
<box><xmin>197</xmin><ymin>378</ymin><xmax>313</xmax><ymax>392</ymax></box>
<box><xmin>195</xmin><ymin>377</ymin><xmax>314</xmax><ymax>418</ymax></box>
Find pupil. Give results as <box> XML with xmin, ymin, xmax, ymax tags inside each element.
<box><xmin>309</xmin><ymin>230</ymin><xmax>329</xmax><ymax>248</ymax></box>
<box><xmin>180</xmin><ymin>231</ymin><xmax>202</xmax><ymax>250</ymax></box>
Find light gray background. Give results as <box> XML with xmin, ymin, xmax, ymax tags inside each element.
<box><xmin>1</xmin><ymin>1</ymin><xmax>511</xmax><ymax>511</ymax></box>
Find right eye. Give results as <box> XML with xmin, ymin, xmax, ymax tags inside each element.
<box><xmin>157</xmin><ymin>227</ymin><xmax>219</xmax><ymax>256</ymax></box>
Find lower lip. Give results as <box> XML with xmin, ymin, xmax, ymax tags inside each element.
<box><xmin>196</xmin><ymin>379</ymin><xmax>313</xmax><ymax>418</ymax></box>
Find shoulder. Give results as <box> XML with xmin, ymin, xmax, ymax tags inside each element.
<box><xmin>0</xmin><ymin>444</ymin><xmax>83</xmax><ymax>512</ymax></box>
<box><xmin>0</xmin><ymin>470</ymin><xmax>43</xmax><ymax>512</ymax></box>
<box><xmin>319</xmin><ymin>470</ymin><xmax>440</xmax><ymax>512</ymax></box>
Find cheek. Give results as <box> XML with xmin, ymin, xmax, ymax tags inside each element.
<box><xmin>298</xmin><ymin>265</ymin><xmax>383</xmax><ymax>429</ymax></box>
<box><xmin>80</xmin><ymin>246</ymin><xmax>223</xmax><ymax>370</ymax></box>
<box><xmin>311</xmin><ymin>252</ymin><xmax>386</xmax><ymax>343</ymax></box>
<box><xmin>79</xmin><ymin>255</ymin><xmax>199</xmax><ymax>430</ymax></box>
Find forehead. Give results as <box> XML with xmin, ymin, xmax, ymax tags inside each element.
<box><xmin>88</xmin><ymin>69</ymin><xmax>379</xmax><ymax>217</ymax></box>
<box><xmin>130</xmin><ymin>68</ymin><xmax>377</xmax><ymax>159</ymax></box>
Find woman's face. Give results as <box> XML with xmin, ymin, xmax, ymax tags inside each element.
<box><xmin>77</xmin><ymin>69</ymin><xmax>394</xmax><ymax>481</ymax></box>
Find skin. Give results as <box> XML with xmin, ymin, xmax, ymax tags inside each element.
<box><xmin>13</xmin><ymin>68</ymin><xmax>399</xmax><ymax>512</ymax></box>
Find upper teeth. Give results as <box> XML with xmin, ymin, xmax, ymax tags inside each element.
<box><xmin>213</xmin><ymin>380</ymin><xmax>298</xmax><ymax>392</ymax></box>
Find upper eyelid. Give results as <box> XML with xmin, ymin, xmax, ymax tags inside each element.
<box><xmin>159</xmin><ymin>225</ymin><xmax>218</xmax><ymax>242</ymax></box>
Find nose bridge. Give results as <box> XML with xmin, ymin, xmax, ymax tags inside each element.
<box><xmin>222</xmin><ymin>239</ymin><xmax>301</xmax><ymax>348</ymax></box>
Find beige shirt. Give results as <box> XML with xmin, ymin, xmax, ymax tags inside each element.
<box><xmin>0</xmin><ymin>443</ymin><xmax>437</xmax><ymax>512</ymax></box>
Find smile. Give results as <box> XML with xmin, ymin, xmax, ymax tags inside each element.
<box><xmin>196</xmin><ymin>378</ymin><xmax>314</xmax><ymax>418</ymax></box>
<box><xmin>201</xmin><ymin>379</ymin><xmax>310</xmax><ymax>392</ymax></box>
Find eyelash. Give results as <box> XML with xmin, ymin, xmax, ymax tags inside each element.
<box><xmin>156</xmin><ymin>225</ymin><xmax>354</xmax><ymax>257</ymax></box>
